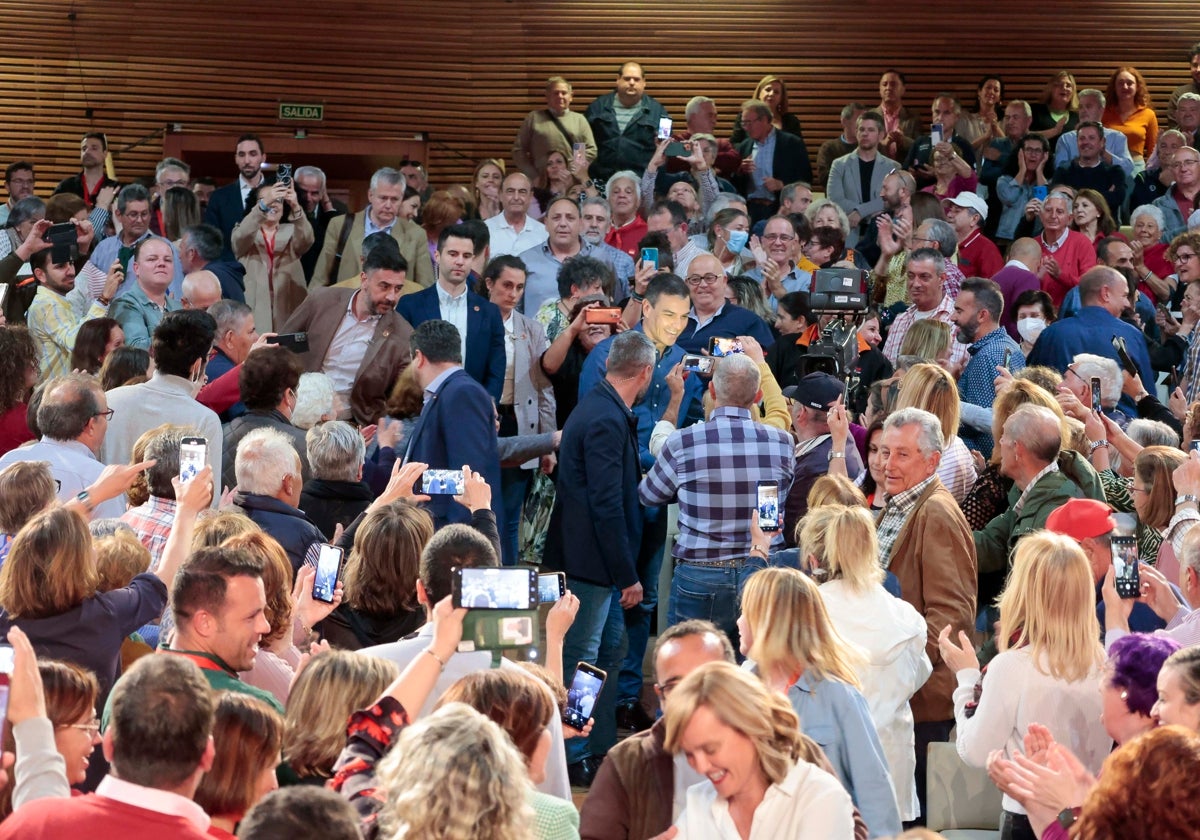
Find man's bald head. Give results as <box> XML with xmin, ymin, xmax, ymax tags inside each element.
<box><xmin>181</xmin><ymin>270</ymin><xmax>222</xmax><ymax>310</ymax></box>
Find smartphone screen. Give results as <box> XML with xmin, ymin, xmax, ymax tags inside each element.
<box><xmin>756</xmin><ymin>483</ymin><xmax>780</xmax><ymax>532</ymax></box>
<box><xmin>1002</xmin><ymin>347</ymin><xmax>1012</xmax><ymax>369</ymax></box>
<box><xmin>454</xmin><ymin>567</ymin><xmax>537</xmax><ymax>610</ymax></box>
<box><xmin>640</xmin><ymin>247</ymin><xmax>659</xmax><ymax>270</ymax></box>
<box><xmin>681</xmin><ymin>354</ymin><xmax>715</xmax><ymax>375</ymax></box>
<box><xmin>930</xmin><ymin>123</ymin><xmax>944</xmax><ymax>145</ymax></box>
<box><xmin>1033</xmin><ymin>185</ymin><xmax>1048</xmax><ymax>202</ymax></box>
<box><xmin>710</xmin><ymin>337</ymin><xmax>744</xmax><ymax>357</ymax></box>
<box><xmin>657</xmin><ymin>117</ymin><xmax>673</xmax><ymax>141</ymax></box>
<box><xmin>538</xmin><ymin>572</ymin><xmax>565</xmax><ymax>604</ymax></box>
<box><xmin>563</xmin><ymin>662</ymin><xmax>607</xmax><ymax>728</ymax></box>
<box><xmin>312</xmin><ymin>544</ymin><xmax>343</xmax><ymax>604</ymax></box>
<box><xmin>0</xmin><ymin>645</ymin><xmax>13</xmax><ymax>746</ymax></box>
<box><xmin>1112</xmin><ymin>537</ymin><xmax>1140</xmax><ymax>599</ymax></box>
<box><xmin>1090</xmin><ymin>377</ymin><xmax>1103</xmax><ymax>413</ymax></box>
<box><xmin>584</xmin><ymin>307</ymin><xmax>623</xmax><ymax>325</ymax></box>
<box><xmin>422</xmin><ymin>469</ymin><xmax>464</xmax><ymax>494</ymax></box>
<box><xmin>179</xmin><ymin>437</ymin><xmax>207</xmax><ymax>482</ymax></box>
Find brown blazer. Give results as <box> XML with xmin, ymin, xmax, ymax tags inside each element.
<box><xmin>280</xmin><ymin>286</ymin><xmax>413</xmax><ymax>425</ymax></box>
<box><xmin>232</xmin><ymin>207</ymin><xmax>315</xmax><ymax>333</ymax></box>
<box><xmin>310</xmin><ymin>211</ymin><xmax>434</xmax><ymax>289</ymax></box>
<box><xmin>878</xmin><ymin>478</ymin><xmax>977</xmax><ymax>724</ymax></box>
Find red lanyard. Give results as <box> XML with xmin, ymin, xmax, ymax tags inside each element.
<box><xmin>81</xmin><ymin>173</ymin><xmax>105</xmax><ymax>208</ymax></box>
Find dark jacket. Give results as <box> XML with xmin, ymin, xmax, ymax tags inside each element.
<box><xmin>205</xmin><ymin>259</ymin><xmax>247</xmax><ymax>303</ymax></box>
<box><xmin>319</xmin><ymin>603</ymin><xmax>423</xmax><ymax>651</ymax></box>
<box><xmin>543</xmin><ymin>379</ymin><xmax>641</xmax><ymax>589</ymax></box>
<box><xmin>232</xmin><ymin>491</ymin><xmax>326</xmax><ymax>572</ymax></box>
<box><xmin>395</xmin><ymin>285</ymin><xmax>506</xmax><ymax>403</ymax></box>
<box><xmin>300</xmin><ymin>478</ymin><xmax>373</xmax><ymax>538</ymax></box>
<box><xmin>222</xmin><ymin>409</ymin><xmax>310</xmax><ymax>492</ymax></box>
<box><xmin>584</xmin><ymin>92</ymin><xmax>670</xmax><ymax>182</ymax></box>
<box><xmin>734</xmin><ymin>129</ymin><xmax>814</xmax><ymax>203</ymax></box>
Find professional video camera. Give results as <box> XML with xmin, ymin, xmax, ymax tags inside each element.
<box><xmin>795</xmin><ymin>268</ymin><xmax>868</xmax><ymax>381</ymax></box>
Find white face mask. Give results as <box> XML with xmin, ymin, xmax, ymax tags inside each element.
<box><xmin>1017</xmin><ymin>317</ymin><xmax>1047</xmax><ymax>344</ymax></box>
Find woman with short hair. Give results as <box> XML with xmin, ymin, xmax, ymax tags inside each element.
<box><xmin>194</xmin><ymin>693</ymin><xmax>284</xmax><ymax>839</ymax></box>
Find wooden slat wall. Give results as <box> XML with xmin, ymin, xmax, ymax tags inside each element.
<box><xmin>0</xmin><ymin>1</ymin><xmax>1197</xmax><ymax>198</ymax></box>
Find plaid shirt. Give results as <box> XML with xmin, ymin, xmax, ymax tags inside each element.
<box><xmin>881</xmin><ymin>293</ymin><xmax>969</xmax><ymax>371</ymax></box>
<box><xmin>638</xmin><ymin>406</ymin><xmax>794</xmax><ymax>563</ymax></box>
<box><xmin>26</xmin><ymin>285</ymin><xmax>110</xmax><ymax>381</ymax></box>
<box><xmin>1012</xmin><ymin>461</ymin><xmax>1059</xmax><ymax>516</ymax></box>
<box><xmin>121</xmin><ymin>495</ymin><xmax>178</xmax><ymax>570</ymax></box>
<box><xmin>958</xmin><ymin>327</ymin><xmax>1025</xmax><ymax>456</ymax></box>
<box><xmin>877</xmin><ymin>474</ymin><xmax>938</xmax><ymax>568</ymax></box>
<box><xmin>1185</xmin><ymin>331</ymin><xmax>1200</xmax><ymax>405</ymax></box>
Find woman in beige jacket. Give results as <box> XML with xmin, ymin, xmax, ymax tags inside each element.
<box><xmin>233</xmin><ymin>180</ymin><xmax>314</xmax><ymax>332</ymax></box>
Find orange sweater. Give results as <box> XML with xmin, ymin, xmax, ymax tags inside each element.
<box><xmin>1103</xmin><ymin>105</ymin><xmax>1159</xmax><ymax>160</ymax></box>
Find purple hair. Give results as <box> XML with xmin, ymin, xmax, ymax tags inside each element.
<box><xmin>1107</xmin><ymin>633</ymin><xmax>1182</xmax><ymax>717</ymax></box>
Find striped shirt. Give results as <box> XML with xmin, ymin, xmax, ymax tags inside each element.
<box><xmin>639</xmin><ymin>406</ymin><xmax>794</xmax><ymax>563</ymax></box>
<box><xmin>877</xmin><ymin>474</ymin><xmax>938</xmax><ymax>568</ymax></box>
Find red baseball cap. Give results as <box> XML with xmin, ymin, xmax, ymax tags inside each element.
<box><xmin>1045</xmin><ymin>498</ymin><xmax>1116</xmax><ymax>541</ymax></box>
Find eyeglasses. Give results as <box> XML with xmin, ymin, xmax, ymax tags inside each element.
<box><xmin>93</xmin><ymin>408</ymin><xmax>114</xmax><ymax>420</ymax></box>
<box><xmin>761</xmin><ymin>233</ymin><xmax>795</xmax><ymax>243</ymax></box>
<box><xmin>1174</xmin><ymin>252</ymin><xmax>1199</xmax><ymax>263</ymax></box>
<box><xmin>685</xmin><ymin>273</ymin><xmax>721</xmax><ymax>287</ymax></box>
<box><xmin>64</xmin><ymin>718</ymin><xmax>101</xmax><ymax>738</ymax></box>
<box><xmin>121</xmin><ymin>211</ymin><xmax>150</xmax><ymax>220</ymax></box>
<box><xmin>1176</xmin><ymin>158</ymin><xmax>1200</xmax><ymax>168</ymax></box>
<box><xmin>1131</xmin><ymin>484</ymin><xmax>1150</xmax><ymax>495</ymax></box>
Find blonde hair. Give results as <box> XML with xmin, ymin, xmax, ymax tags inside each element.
<box><xmin>740</xmin><ymin>567</ymin><xmax>865</xmax><ymax>688</ymax></box>
<box><xmin>800</xmin><ymin>505</ymin><xmax>885</xmax><ymax>595</ymax></box>
<box><xmin>378</xmin><ymin>702</ymin><xmax>534</xmax><ymax>840</ymax></box>
<box><xmin>997</xmin><ymin>531</ymin><xmax>1105</xmax><ymax>682</ymax></box>
<box><xmin>805</xmin><ymin>474</ymin><xmax>867</xmax><ymax>512</ymax></box>
<box><xmin>663</xmin><ymin>661</ymin><xmax>821</xmax><ymax>786</ymax></box>
<box><xmin>283</xmin><ymin>650</ymin><xmax>399</xmax><ymax>779</ymax></box>
<box><xmin>0</xmin><ymin>506</ymin><xmax>98</xmax><ymax>617</ymax></box>
<box><xmin>221</xmin><ymin>532</ymin><xmax>293</xmax><ymax>648</ymax></box>
<box><xmin>191</xmin><ymin>510</ymin><xmax>260</xmax><ymax>551</ymax></box>
<box><xmin>990</xmin><ymin>380</ymin><xmax>1067</xmax><ymax>466</ymax></box>
<box><xmin>94</xmin><ymin>529</ymin><xmax>151</xmax><ymax>591</ymax></box>
<box><xmin>897</xmin><ymin>319</ymin><xmax>951</xmax><ymax>361</ymax></box>
<box><xmin>894</xmin><ymin>363</ymin><xmax>960</xmax><ymax>444</ymax></box>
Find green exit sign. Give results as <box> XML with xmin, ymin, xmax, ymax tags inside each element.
<box><xmin>279</xmin><ymin>103</ymin><xmax>324</xmax><ymax>122</ymax></box>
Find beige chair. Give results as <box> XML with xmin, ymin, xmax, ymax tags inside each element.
<box><xmin>924</xmin><ymin>741</ymin><xmax>1003</xmax><ymax>839</ymax></box>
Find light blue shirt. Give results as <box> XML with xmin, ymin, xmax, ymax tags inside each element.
<box><xmin>517</xmin><ymin>239</ymin><xmax>633</xmax><ymax>314</ymax></box>
<box><xmin>748</xmin><ymin>128</ymin><xmax>777</xmax><ymax>200</ymax></box>
<box><xmin>0</xmin><ymin>438</ymin><xmax>125</xmax><ymax>519</ymax></box>
<box><xmin>746</xmin><ymin>263</ymin><xmax>812</xmax><ymax>309</ymax></box>
<box><xmin>1055</xmin><ymin>128</ymin><xmax>1135</xmax><ymax>177</ymax></box>
<box><xmin>363</xmin><ymin>208</ymin><xmax>395</xmax><ymax>240</ymax></box>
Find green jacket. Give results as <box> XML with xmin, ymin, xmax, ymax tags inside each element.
<box><xmin>974</xmin><ymin>469</ymin><xmax>1084</xmax><ymax>575</ymax></box>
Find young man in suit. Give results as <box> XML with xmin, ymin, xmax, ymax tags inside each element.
<box><xmin>397</xmin><ymin>223</ymin><xmax>506</xmax><ymax>402</ymax></box>
<box><xmin>734</xmin><ymin>99</ymin><xmax>812</xmax><ymax>224</ymax></box>
<box><xmin>280</xmin><ymin>239</ymin><xmax>414</xmax><ymax>425</ymax></box>
<box><xmin>826</xmin><ymin>112</ymin><xmax>901</xmax><ymax>249</ymax></box>
<box><xmin>402</xmin><ymin>319</ymin><xmax>503</xmax><ymax>528</ymax></box>
<box><xmin>202</xmin><ymin>133</ymin><xmax>267</xmax><ymax>260</ymax></box>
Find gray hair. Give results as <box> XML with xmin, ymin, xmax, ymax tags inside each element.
<box><xmin>605</xmin><ymin>170</ymin><xmax>640</xmax><ymax>197</ymax></box>
<box><xmin>740</xmin><ymin>99</ymin><xmax>772</xmax><ymax>122</ymax></box>
<box><xmin>1127</xmin><ymin>418</ymin><xmax>1181</xmax><ymax>450</ymax></box>
<box><xmin>306</xmin><ymin>421</ymin><xmax>365</xmax><ymax>482</ymax></box>
<box><xmin>780</xmin><ymin>181</ymin><xmax>811</xmax><ymax>204</ymax></box>
<box><xmin>706</xmin><ymin>192</ymin><xmax>748</xmax><ymax>225</ymax></box>
<box><xmin>155</xmin><ymin>157</ymin><xmax>190</xmax><ymax>183</ymax></box>
<box><xmin>840</xmin><ymin>102</ymin><xmax>868</xmax><ymax>121</ymax></box>
<box><xmin>921</xmin><ymin>219</ymin><xmax>957</xmax><ymax>258</ymax></box>
<box><xmin>580</xmin><ymin>196</ymin><xmax>611</xmax><ymax>218</ymax></box>
<box><xmin>1072</xmin><ymin>353</ymin><xmax>1121</xmax><ymax>408</ymax></box>
<box><xmin>1008</xmin><ymin>99</ymin><xmax>1033</xmax><ymax>118</ymax></box>
<box><xmin>1130</xmin><ymin>204</ymin><xmax>1165</xmax><ymax>232</ymax></box>
<box><xmin>369</xmin><ymin>167</ymin><xmax>406</xmax><ymax>193</ymax></box>
<box><xmin>116</xmin><ymin>183</ymin><xmax>150</xmax><ymax>214</ymax></box>
<box><xmin>234</xmin><ymin>428</ymin><xmax>301</xmax><ymax>495</ymax></box>
<box><xmin>905</xmin><ymin>247</ymin><xmax>946</xmax><ymax>276</ymax></box>
<box><xmin>684</xmin><ymin>96</ymin><xmax>714</xmax><ymax>120</ymax></box>
<box><xmin>805</xmin><ymin>198</ymin><xmax>851</xmax><ymax>239</ymax></box>
<box><xmin>883</xmin><ymin>407</ymin><xmax>945</xmax><ymax>456</ymax></box>
<box><xmin>9</xmin><ymin>196</ymin><xmax>45</xmax><ymax>227</ymax></box>
<box><xmin>1161</xmin><ymin>128</ymin><xmax>1189</xmax><ymax>147</ymax></box>
<box><xmin>606</xmin><ymin>330</ymin><xmax>656</xmax><ymax>379</ymax></box>
<box><xmin>207</xmin><ymin>299</ymin><xmax>252</xmax><ymax>339</ymax></box>
<box><xmin>1180</xmin><ymin>92</ymin><xmax>1200</xmax><ymax>106</ymax></box>
<box><xmin>1180</xmin><ymin>527</ymin><xmax>1200</xmax><ymax>581</ymax></box>
<box><xmin>36</xmin><ymin>374</ymin><xmax>100</xmax><ymax>441</ymax></box>
<box><xmin>1045</xmin><ymin>191</ymin><xmax>1074</xmax><ymax>214</ymax></box>
<box><xmin>1003</xmin><ymin>404</ymin><xmax>1061</xmax><ymax>463</ymax></box>
<box><xmin>1077</xmin><ymin>88</ymin><xmax>1107</xmax><ymax>108</ymax></box>
<box><xmin>712</xmin><ymin>354</ymin><xmax>761</xmax><ymax>407</ymax></box>
<box><xmin>143</xmin><ymin>425</ymin><xmax>201</xmax><ymax>499</ymax></box>
<box><xmin>294</xmin><ymin>165</ymin><xmax>326</xmax><ymax>187</ymax></box>
<box><xmin>291</xmin><ymin>372</ymin><xmax>336</xmax><ymax>431</ymax></box>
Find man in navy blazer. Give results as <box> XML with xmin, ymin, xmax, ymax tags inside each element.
<box><xmin>543</xmin><ymin>329</ymin><xmax>654</xmax><ymax>773</ymax></box>
<box><xmin>203</xmin><ymin>133</ymin><xmax>270</xmax><ymax>260</ymax></box>
<box><xmin>734</xmin><ymin>99</ymin><xmax>813</xmax><ymax>223</ymax></box>
<box><xmin>396</xmin><ymin>223</ymin><xmax>506</xmax><ymax>402</ymax></box>
<box><xmin>402</xmin><ymin>319</ymin><xmax>502</xmax><ymax>529</ymax></box>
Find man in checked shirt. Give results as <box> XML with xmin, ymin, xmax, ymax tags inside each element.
<box><xmin>638</xmin><ymin>352</ymin><xmax>794</xmax><ymax>648</ymax></box>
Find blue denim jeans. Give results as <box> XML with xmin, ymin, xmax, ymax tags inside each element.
<box><xmin>617</xmin><ymin>508</ymin><xmax>668</xmax><ymax>705</ymax></box>
<box><xmin>666</xmin><ymin>557</ymin><xmax>767</xmax><ymax>652</ymax></box>
<box><xmin>562</xmin><ymin>577</ymin><xmax>626</xmax><ymax>763</ymax></box>
<box><xmin>499</xmin><ymin>466</ymin><xmax>532</xmax><ymax>566</ymax></box>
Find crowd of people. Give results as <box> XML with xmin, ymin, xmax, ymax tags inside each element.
<box><xmin>1</xmin><ymin>50</ymin><xmax>1200</xmax><ymax>840</ymax></box>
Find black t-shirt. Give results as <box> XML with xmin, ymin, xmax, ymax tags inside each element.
<box><xmin>857</xmin><ymin>157</ymin><xmax>876</xmax><ymax>210</ymax></box>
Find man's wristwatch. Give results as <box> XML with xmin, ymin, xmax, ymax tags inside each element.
<box><xmin>1176</xmin><ymin>494</ymin><xmax>1200</xmax><ymax>506</ymax></box>
<box><xmin>828</xmin><ymin>450</ymin><xmax>846</xmax><ymax>461</ymax></box>
<box><xmin>1057</xmin><ymin>806</ymin><xmax>1081</xmax><ymax>828</ymax></box>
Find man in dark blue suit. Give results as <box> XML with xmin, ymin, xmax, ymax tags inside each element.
<box><xmin>396</xmin><ymin>223</ymin><xmax>506</xmax><ymax>402</ymax></box>
<box><xmin>202</xmin><ymin>133</ymin><xmax>269</xmax><ymax>261</ymax></box>
<box><xmin>543</xmin><ymin>329</ymin><xmax>654</xmax><ymax>782</ymax></box>
<box><xmin>402</xmin><ymin>319</ymin><xmax>502</xmax><ymax>529</ymax></box>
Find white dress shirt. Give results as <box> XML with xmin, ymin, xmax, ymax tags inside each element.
<box><xmin>323</xmin><ymin>290</ymin><xmax>380</xmax><ymax>416</ymax></box>
<box><xmin>437</xmin><ymin>281</ymin><xmax>470</xmax><ymax>361</ymax></box>
<box><xmin>485</xmin><ymin>213</ymin><xmax>547</xmax><ymax>257</ymax></box>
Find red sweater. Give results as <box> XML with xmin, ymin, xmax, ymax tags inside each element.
<box><xmin>1039</xmin><ymin>230</ymin><xmax>1098</xmax><ymax>307</ymax></box>
<box><xmin>0</xmin><ymin>794</ymin><xmax>210</xmax><ymax>840</ymax></box>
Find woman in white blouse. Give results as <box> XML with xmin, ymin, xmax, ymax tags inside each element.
<box><xmin>801</xmin><ymin>504</ymin><xmax>932</xmax><ymax>822</ymax></box>
<box><xmin>940</xmin><ymin>530</ymin><xmax>1110</xmax><ymax>840</ymax></box>
<box><xmin>892</xmin><ymin>362</ymin><xmax>977</xmax><ymax>503</ymax></box>
<box><xmin>662</xmin><ymin>660</ymin><xmax>855</xmax><ymax>840</ymax></box>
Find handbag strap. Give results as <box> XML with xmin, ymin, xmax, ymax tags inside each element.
<box><xmin>545</xmin><ymin>110</ymin><xmax>577</xmax><ymax>150</ymax></box>
<box><xmin>328</xmin><ymin>211</ymin><xmax>356</xmax><ymax>285</ymax></box>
